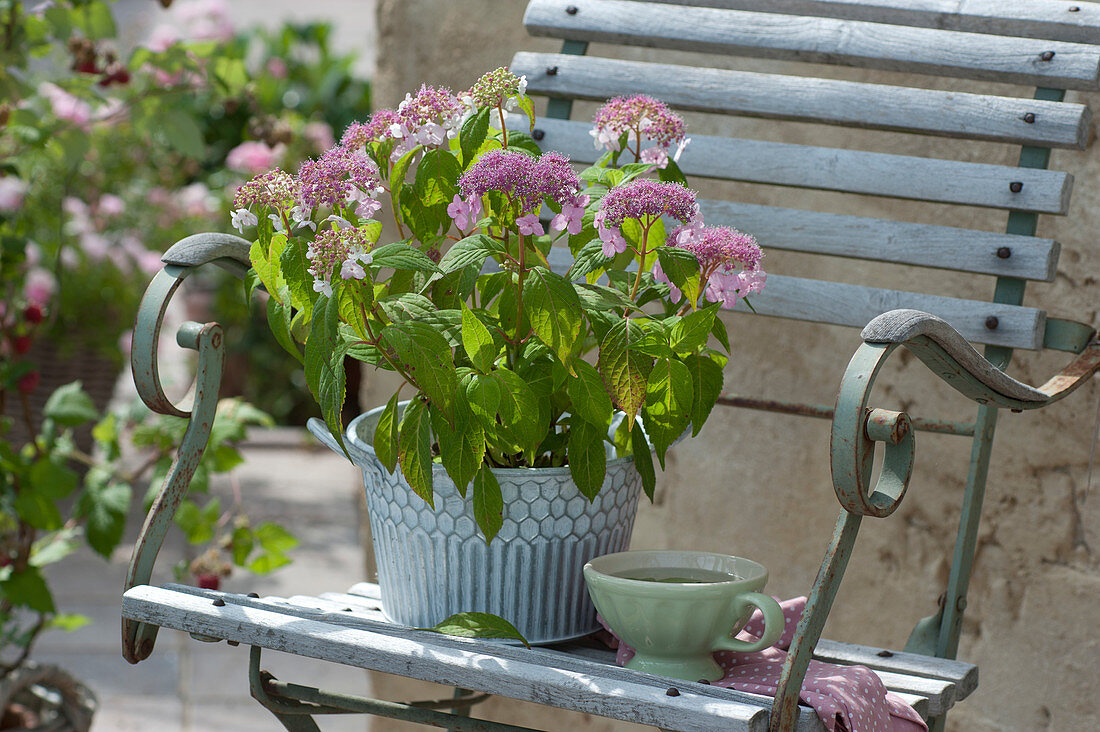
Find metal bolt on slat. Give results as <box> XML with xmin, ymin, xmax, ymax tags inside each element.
<box><xmin>532</xmin><ymin>128</ymin><xmax>545</xmax><ymax>141</ymax></box>
<box><xmin>1040</xmin><ymin>51</ymin><xmax>1056</xmax><ymax>61</ymax></box>
<box><xmin>213</xmin><ymin>598</ymin><xmax>226</xmax><ymax>607</ymax></box>
<box><xmin>985</xmin><ymin>316</ymin><xmax>1000</xmax><ymax>330</ymax></box>
<box><xmin>876</xmin><ymin>650</ymin><xmax>894</xmax><ymax>658</ymax></box>
<box><xmin>666</xmin><ymin>687</ymin><xmax>680</xmax><ymax>697</ymax></box>
<box><xmin>996</xmin><ymin>247</ymin><xmax>1012</xmax><ymax>259</ymax></box>
<box><xmin>546</xmin><ymin>65</ymin><xmax>558</xmax><ymax>76</ymax></box>
<box><xmin>565</xmin><ymin>4</ymin><xmax>578</xmax><ymax>14</ymax></box>
<box><xmin>1023</xmin><ymin>112</ymin><xmax>1036</xmax><ymax>124</ymax></box>
<box><xmin>247</xmin><ymin>592</ymin><xmax>260</xmax><ymax>598</ymax></box>
<box><xmin>1069</xmin><ymin>6</ymin><xmax>1080</xmax><ymax>11</ymax></box>
<box><xmin>1009</xmin><ymin>181</ymin><xmax>1023</xmax><ymax>193</ymax></box>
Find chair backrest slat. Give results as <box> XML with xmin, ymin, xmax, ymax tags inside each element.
<box><xmin>541</xmin><ymin>248</ymin><xmax>1046</xmax><ymax>350</ymax></box>
<box><xmin>737</xmin><ymin>275</ymin><xmax>1045</xmax><ymax>349</ymax></box>
<box><xmin>514</xmin><ymin>117</ymin><xmax>1074</xmax><ymax>214</ymax></box>
<box><xmin>523</xmin><ymin>0</ymin><xmax>1100</xmax><ymax>90</ymax></box>
<box><xmin>653</xmin><ymin>0</ymin><xmax>1100</xmax><ymax>45</ymax></box>
<box><xmin>514</xmin><ymin>52</ymin><xmax>1092</xmax><ymax>149</ymax></box>
<box><xmin>697</xmin><ymin>200</ymin><xmax>1060</xmax><ymax>282</ymax></box>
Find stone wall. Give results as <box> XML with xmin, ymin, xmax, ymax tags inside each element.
<box><xmin>366</xmin><ymin>2</ymin><xmax>1100</xmax><ymax>729</ymax></box>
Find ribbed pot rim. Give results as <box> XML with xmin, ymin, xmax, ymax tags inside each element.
<box><xmin>344</xmin><ymin>402</ymin><xmax>639</xmax><ymax>476</ymax></box>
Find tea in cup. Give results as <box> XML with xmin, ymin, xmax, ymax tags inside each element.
<box><xmin>584</xmin><ymin>550</ymin><xmax>783</xmax><ymax>682</ymax></box>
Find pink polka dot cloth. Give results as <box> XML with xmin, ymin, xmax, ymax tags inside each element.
<box><xmin>598</xmin><ymin>597</ymin><xmax>927</xmax><ymax>732</ymax></box>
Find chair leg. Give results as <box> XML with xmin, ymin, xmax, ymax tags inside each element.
<box><xmin>248</xmin><ymin>646</ymin><xmax>323</xmax><ymax>732</ymax></box>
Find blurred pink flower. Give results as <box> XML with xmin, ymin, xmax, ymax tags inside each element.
<box><xmin>24</xmin><ymin>268</ymin><xmax>57</xmax><ymax>306</ymax></box>
<box><xmin>81</xmin><ymin>232</ymin><xmax>111</xmax><ymax>260</ymax></box>
<box><xmin>38</xmin><ymin>83</ymin><xmax>91</xmax><ymax>126</ymax></box>
<box><xmin>177</xmin><ymin>0</ymin><xmax>235</xmax><ymax>42</ymax></box>
<box><xmin>303</xmin><ymin>121</ymin><xmax>335</xmax><ymax>153</ymax></box>
<box><xmin>0</xmin><ymin>177</ymin><xmax>28</xmax><ymax>211</ymax></box>
<box><xmin>146</xmin><ymin>24</ymin><xmax>180</xmax><ymax>52</ymax></box>
<box><xmin>178</xmin><ymin>182</ymin><xmax>217</xmax><ymax>217</ymax></box>
<box><xmin>97</xmin><ymin>194</ymin><xmax>125</xmax><ymax>217</ymax></box>
<box><xmin>25</xmin><ymin>243</ymin><xmax>42</xmax><ymax>268</ymax></box>
<box><xmin>227</xmin><ymin>141</ymin><xmax>284</xmax><ymax>175</ymax></box>
<box><xmin>266</xmin><ymin>57</ymin><xmax>288</xmax><ymax>80</ymax></box>
<box><xmin>118</xmin><ymin>329</ymin><xmax>134</xmax><ymax>357</ymax></box>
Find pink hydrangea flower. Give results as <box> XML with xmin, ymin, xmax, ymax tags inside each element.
<box><xmin>590</xmin><ymin>95</ymin><xmax>689</xmax><ymax>163</ymax></box>
<box><xmin>598</xmin><ymin>179</ymin><xmax>696</xmax><ymax>230</ymax></box>
<box><xmin>234</xmin><ymin>169</ymin><xmax>297</xmax><ymax>210</ymax></box>
<box><xmin>459</xmin><ymin>149</ymin><xmax>581</xmax><ymax>214</ymax></box>
<box><xmin>0</xmin><ymin>177</ymin><xmax>28</xmax><ymax>212</ymax></box>
<box><xmin>662</xmin><ymin>224</ymin><xmax>766</xmax><ymax>308</ymax></box>
<box><xmin>447</xmin><ymin>194</ymin><xmax>482</xmax><ymax>230</ymax></box>
<box><xmin>516</xmin><ymin>213</ymin><xmax>544</xmax><ymax>236</ymax></box>
<box><xmin>550</xmin><ymin>195</ymin><xmax>588</xmax><ymax>235</ymax></box>
<box><xmin>227</xmin><ymin>141</ymin><xmax>284</xmax><ymax>175</ymax></box>
<box><xmin>340</xmin><ymin>110</ymin><xmax>401</xmax><ymax>151</ymax></box>
<box><xmin>307</xmin><ymin>226</ymin><xmax>376</xmax><ymax>292</ymax></box>
<box><xmin>653</xmin><ymin>261</ymin><xmax>681</xmax><ymax>302</ymax></box>
<box><xmin>297</xmin><ymin>146</ymin><xmax>381</xmax><ymax>209</ymax></box>
<box><xmin>145</xmin><ymin>25</ymin><xmax>180</xmax><ymax>53</ymax></box>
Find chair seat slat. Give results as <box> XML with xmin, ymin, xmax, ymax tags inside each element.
<box><xmin>812</xmin><ymin>639</ymin><xmax>978</xmax><ymax>700</ymax></box>
<box><xmin>523</xmin><ymin>0</ymin><xmax>1100</xmax><ymax>90</ymax></box>
<box><xmin>514</xmin><ymin>52</ymin><xmax>1091</xmax><ymax>149</ymax></box>
<box><xmin>696</xmin><ymin>199</ymin><xmax>1059</xmax><ymax>281</ymax></box>
<box><xmin>514</xmin><ymin>116</ymin><xmax>1073</xmax><ymax>213</ymax></box>
<box><xmin>124</xmin><ymin>585</ymin><xmax>774</xmax><ymax>731</ymax></box>
<box><xmin>735</xmin><ymin>274</ymin><xmax>1045</xmax><ymax>349</ymax></box>
<box><xmin>653</xmin><ymin>0</ymin><xmax>1100</xmax><ymax>46</ymax></box>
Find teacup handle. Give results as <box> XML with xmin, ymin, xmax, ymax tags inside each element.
<box><xmin>712</xmin><ymin>592</ymin><xmax>785</xmax><ymax>654</ymax></box>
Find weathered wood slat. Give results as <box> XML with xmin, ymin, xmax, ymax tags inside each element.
<box><xmin>728</xmin><ymin>274</ymin><xmax>1046</xmax><ymax>350</ymax></box>
<box><xmin>540</xmin><ymin>246</ymin><xmax>1044</xmax><ymax>349</ymax></box>
<box><xmin>553</xmin><ymin>642</ymin><xmax>949</xmax><ymax>719</ymax></box>
<box><xmin>523</xmin><ymin>0</ymin><xmax>1100</xmax><ymax>90</ymax></box>
<box><xmin>152</xmin><ymin>584</ymin><xmax>824</xmax><ymax>724</ymax></box>
<box><xmin>696</xmin><ymin>200</ymin><xmax>1060</xmax><ymax>281</ymax></box>
<box><xmin>512</xmin><ymin>116</ymin><xmax>1074</xmax><ymax>214</ymax></box>
<box><xmin>137</xmin><ymin>584</ymin><xmax>972</xmax><ymax>724</ymax></box>
<box><xmin>652</xmin><ymin>0</ymin><xmax>1100</xmax><ymax>46</ymax></box>
<box><xmin>347</xmin><ymin>582</ymin><xmax>383</xmax><ymax>600</ymax></box>
<box><xmin>514</xmin><ymin>52</ymin><xmax>1092</xmax><ymax>149</ymax></box>
<box><xmin>124</xmin><ymin>585</ymin><xmax>774</xmax><ymax>731</ymax></box>
<box><xmin>813</xmin><ymin>639</ymin><xmax>978</xmax><ymax>700</ymax></box>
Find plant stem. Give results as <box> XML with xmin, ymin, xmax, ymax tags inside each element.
<box><xmin>629</xmin><ymin>216</ymin><xmax>654</xmax><ymax>300</ymax></box>
<box><xmin>498</xmin><ymin>105</ymin><xmax>509</xmax><ymax>149</ymax></box>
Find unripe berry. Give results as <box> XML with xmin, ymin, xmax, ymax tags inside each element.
<box><xmin>13</xmin><ymin>335</ymin><xmax>31</xmax><ymax>355</ymax></box>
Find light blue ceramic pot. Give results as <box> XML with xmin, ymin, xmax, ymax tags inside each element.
<box><xmin>309</xmin><ymin>404</ymin><xmax>642</xmax><ymax>644</ymax></box>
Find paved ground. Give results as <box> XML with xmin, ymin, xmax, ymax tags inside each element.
<box><xmin>38</xmin><ymin>428</ymin><xmax>372</xmax><ymax>731</ymax></box>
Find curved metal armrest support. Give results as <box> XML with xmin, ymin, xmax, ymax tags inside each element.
<box><xmin>861</xmin><ymin>309</ymin><xmax>1100</xmax><ymax>411</ymax></box>
<box><xmin>770</xmin><ymin>309</ymin><xmax>1098</xmax><ymax>730</ymax></box>
<box><xmin>123</xmin><ymin>233</ymin><xmax>250</xmax><ymax>664</ymax></box>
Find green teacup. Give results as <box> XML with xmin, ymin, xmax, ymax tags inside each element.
<box><xmin>584</xmin><ymin>550</ymin><xmax>784</xmax><ymax>682</ymax></box>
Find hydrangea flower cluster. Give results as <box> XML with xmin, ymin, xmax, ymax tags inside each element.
<box><xmin>306</xmin><ymin>226</ymin><xmax>375</xmax><ymax>297</ymax></box>
<box><xmin>657</xmin><ymin>224</ymin><xmax>766</xmax><ymax>308</ymax></box>
<box><xmin>452</xmin><ymin>150</ymin><xmax>586</xmax><ymax>236</ymax></box>
<box><xmin>388</xmin><ymin>85</ymin><xmax>467</xmax><ymax>157</ymax></box>
<box><xmin>590</xmin><ymin>94</ymin><xmax>690</xmax><ymax>169</ymax></box>
<box><xmin>465</xmin><ymin>67</ymin><xmax>527</xmax><ymax>112</ymax></box>
<box><xmin>339</xmin><ymin>109</ymin><xmax>401</xmax><ymax>151</ymax></box>
<box><xmin>233</xmin><ymin>168</ymin><xmax>297</xmax><ymax>211</ymax></box>
<box><xmin>297</xmin><ymin>145</ymin><xmax>382</xmax><ymax>210</ymax></box>
<box><xmin>594</xmin><ymin>179</ymin><xmax>697</xmax><ymax>256</ymax></box>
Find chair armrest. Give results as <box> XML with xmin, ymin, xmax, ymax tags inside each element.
<box><xmin>862</xmin><ymin>309</ymin><xmax>1100</xmax><ymax>410</ymax></box>
<box><xmin>123</xmin><ymin>232</ymin><xmax>250</xmax><ymax>664</ymax></box>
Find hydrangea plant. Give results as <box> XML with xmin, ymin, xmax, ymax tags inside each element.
<box><xmin>233</xmin><ymin>70</ymin><xmax>765</xmax><ymax>541</ymax></box>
